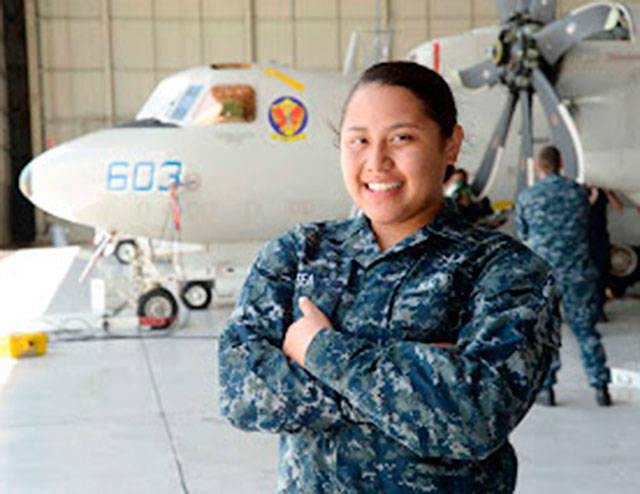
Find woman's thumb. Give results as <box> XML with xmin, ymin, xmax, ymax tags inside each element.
<box><xmin>298</xmin><ymin>296</ymin><xmax>314</xmax><ymax>315</ymax></box>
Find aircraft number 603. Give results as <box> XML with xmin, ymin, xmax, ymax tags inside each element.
<box><xmin>107</xmin><ymin>161</ymin><xmax>183</xmax><ymax>192</ymax></box>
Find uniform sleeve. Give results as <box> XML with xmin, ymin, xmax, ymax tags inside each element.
<box><xmin>303</xmin><ymin>245</ymin><xmax>561</xmax><ymax>460</ymax></box>
<box><xmin>218</xmin><ymin>229</ymin><xmax>348</xmax><ymax>433</ymax></box>
<box><xmin>515</xmin><ymin>198</ymin><xmax>528</xmax><ymax>241</ymax></box>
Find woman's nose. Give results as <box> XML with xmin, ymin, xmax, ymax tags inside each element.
<box><xmin>366</xmin><ymin>142</ymin><xmax>392</xmax><ymax>172</ymax></box>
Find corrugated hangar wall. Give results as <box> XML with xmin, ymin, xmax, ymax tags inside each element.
<box><xmin>0</xmin><ymin>0</ymin><xmax>633</xmax><ymax>245</ymax></box>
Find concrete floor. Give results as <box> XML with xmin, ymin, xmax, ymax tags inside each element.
<box><xmin>0</xmin><ymin>246</ymin><xmax>638</xmax><ymax>493</ymax></box>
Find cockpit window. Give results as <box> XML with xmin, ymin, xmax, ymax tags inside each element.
<box><xmin>193</xmin><ymin>85</ymin><xmax>256</xmax><ymax>125</ymax></box>
<box><xmin>587</xmin><ymin>4</ymin><xmax>634</xmax><ymax>41</ymax></box>
<box><xmin>117</xmin><ymin>118</ymin><xmax>179</xmax><ymax>128</ymax></box>
<box><xmin>210</xmin><ymin>63</ymin><xmax>253</xmax><ymax>69</ymax></box>
<box><xmin>170</xmin><ymin>85</ymin><xmax>203</xmax><ymax>120</ymax></box>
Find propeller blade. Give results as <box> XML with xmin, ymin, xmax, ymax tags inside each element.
<box><xmin>470</xmin><ymin>91</ymin><xmax>518</xmax><ymax>197</ymax></box>
<box><xmin>496</xmin><ymin>0</ymin><xmax>519</xmax><ymax>23</ymax></box>
<box><xmin>533</xmin><ymin>3</ymin><xmax>620</xmax><ymax>65</ymax></box>
<box><xmin>528</xmin><ymin>0</ymin><xmax>556</xmax><ymax>24</ymax></box>
<box><xmin>517</xmin><ymin>90</ymin><xmax>534</xmax><ymax>194</ymax></box>
<box><xmin>531</xmin><ymin>68</ymin><xmax>584</xmax><ymax>181</ymax></box>
<box><xmin>454</xmin><ymin>60</ymin><xmax>500</xmax><ymax>90</ymax></box>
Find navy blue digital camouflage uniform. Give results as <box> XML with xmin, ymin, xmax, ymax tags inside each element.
<box><xmin>219</xmin><ymin>202</ymin><xmax>560</xmax><ymax>492</ymax></box>
<box><xmin>516</xmin><ymin>173</ymin><xmax>610</xmax><ymax>388</ymax></box>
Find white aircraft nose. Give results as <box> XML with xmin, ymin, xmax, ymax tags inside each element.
<box><xmin>17</xmin><ymin>142</ymin><xmax>92</xmax><ymax>223</ymax></box>
<box><xmin>19</xmin><ymin>163</ymin><xmax>32</xmax><ymax>199</ymax></box>
<box><xmin>18</xmin><ymin>129</ymin><xmax>176</xmax><ymax>230</ymax></box>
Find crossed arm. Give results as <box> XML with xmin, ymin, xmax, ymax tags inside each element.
<box><xmin>218</xmin><ymin>232</ymin><xmax>355</xmax><ymax>433</ymax></box>
<box><xmin>218</xmin><ymin>234</ymin><xmax>560</xmax><ymax>460</ymax></box>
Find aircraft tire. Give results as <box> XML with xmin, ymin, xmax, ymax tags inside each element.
<box><xmin>114</xmin><ymin>239</ymin><xmax>138</xmax><ymax>265</ymax></box>
<box><xmin>180</xmin><ymin>281</ymin><xmax>212</xmax><ymax>310</ymax></box>
<box><xmin>137</xmin><ymin>287</ymin><xmax>178</xmax><ymax>329</ymax></box>
<box><xmin>608</xmin><ymin>244</ymin><xmax>640</xmax><ymax>298</ymax></box>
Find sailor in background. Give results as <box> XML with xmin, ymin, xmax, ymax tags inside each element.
<box><xmin>444</xmin><ymin>166</ymin><xmax>494</xmax><ymax>224</ymax></box>
<box><xmin>516</xmin><ymin>145</ymin><xmax>612</xmax><ymax>406</ymax></box>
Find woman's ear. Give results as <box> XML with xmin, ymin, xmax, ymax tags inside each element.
<box><xmin>445</xmin><ymin>125</ymin><xmax>464</xmax><ymax>164</ymax></box>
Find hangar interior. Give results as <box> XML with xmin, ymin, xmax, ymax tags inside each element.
<box><xmin>0</xmin><ymin>1</ymin><xmax>639</xmax><ymax>492</ymax></box>
<box><xmin>0</xmin><ymin>0</ymin><xmax>619</xmax><ymax>247</ymax></box>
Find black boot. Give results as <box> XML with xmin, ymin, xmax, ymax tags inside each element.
<box><xmin>595</xmin><ymin>384</ymin><xmax>612</xmax><ymax>406</ymax></box>
<box><xmin>535</xmin><ymin>387</ymin><xmax>556</xmax><ymax>407</ymax></box>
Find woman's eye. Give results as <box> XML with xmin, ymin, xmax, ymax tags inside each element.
<box><xmin>392</xmin><ymin>134</ymin><xmax>412</xmax><ymax>143</ymax></box>
<box><xmin>352</xmin><ymin>137</ymin><xmax>367</xmax><ymax>145</ymax></box>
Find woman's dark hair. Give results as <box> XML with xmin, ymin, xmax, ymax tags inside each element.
<box><xmin>343</xmin><ymin>61</ymin><xmax>458</xmax><ymax>138</ymax></box>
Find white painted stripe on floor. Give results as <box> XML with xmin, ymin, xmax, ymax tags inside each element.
<box><xmin>0</xmin><ymin>247</ymin><xmax>80</xmax><ymax>333</ymax></box>
<box><xmin>611</xmin><ymin>367</ymin><xmax>640</xmax><ymax>389</ymax></box>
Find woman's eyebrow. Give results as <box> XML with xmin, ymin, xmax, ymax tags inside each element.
<box><xmin>387</xmin><ymin>122</ymin><xmax>422</xmax><ymax>131</ymax></box>
<box><xmin>344</xmin><ymin>123</ymin><xmax>423</xmax><ymax>132</ymax></box>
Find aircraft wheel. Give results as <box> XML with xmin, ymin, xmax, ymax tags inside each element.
<box><xmin>180</xmin><ymin>281</ymin><xmax>212</xmax><ymax>310</ymax></box>
<box><xmin>610</xmin><ymin>245</ymin><xmax>637</xmax><ymax>278</ymax></box>
<box><xmin>137</xmin><ymin>287</ymin><xmax>178</xmax><ymax>329</ymax></box>
<box><xmin>114</xmin><ymin>239</ymin><xmax>138</xmax><ymax>265</ymax></box>
<box><xmin>608</xmin><ymin>245</ymin><xmax>640</xmax><ymax>298</ymax></box>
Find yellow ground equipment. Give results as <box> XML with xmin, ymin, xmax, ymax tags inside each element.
<box><xmin>0</xmin><ymin>332</ymin><xmax>48</xmax><ymax>358</ymax></box>
<box><xmin>492</xmin><ymin>200</ymin><xmax>515</xmax><ymax>212</ymax></box>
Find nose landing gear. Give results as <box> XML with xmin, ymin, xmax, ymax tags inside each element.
<box><xmin>180</xmin><ymin>280</ymin><xmax>213</xmax><ymax>310</ymax></box>
<box><xmin>137</xmin><ymin>286</ymin><xmax>179</xmax><ymax>330</ymax></box>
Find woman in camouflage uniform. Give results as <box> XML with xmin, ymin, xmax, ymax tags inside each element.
<box><xmin>219</xmin><ymin>62</ymin><xmax>560</xmax><ymax>493</ymax></box>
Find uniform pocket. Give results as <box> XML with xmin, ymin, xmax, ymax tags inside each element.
<box><xmin>292</xmin><ymin>267</ymin><xmax>347</xmax><ymax>322</ymax></box>
<box><xmin>387</xmin><ymin>272</ymin><xmax>460</xmax><ymax>343</ymax></box>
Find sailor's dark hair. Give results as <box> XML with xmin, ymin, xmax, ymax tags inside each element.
<box><xmin>453</xmin><ymin>167</ymin><xmax>468</xmax><ymax>183</ymax></box>
<box><xmin>443</xmin><ymin>164</ymin><xmax>456</xmax><ymax>183</ymax></box>
<box><xmin>537</xmin><ymin>145</ymin><xmax>562</xmax><ymax>173</ymax></box>
<box><xmin>342</xmin><ymin>61</ymin><xmax>458</xmax><ymax>138</ymax></box>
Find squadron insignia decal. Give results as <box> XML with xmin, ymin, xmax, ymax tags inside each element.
<box><xmin>268</xmin><ymin>96</ymin><xmax>308</xmax><ymax>142</ymax></box>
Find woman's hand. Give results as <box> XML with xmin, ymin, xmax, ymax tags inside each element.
<box><xmin>283</xmin><ymin>297</ymin><xmax>332</xmax><ymax>368</ymax></box>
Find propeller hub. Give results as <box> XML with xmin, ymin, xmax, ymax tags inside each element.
<box><xmin>497</xmin><ymin>18</ymin><xmax>545</xmax><ymax>91</ymax></box>
<box><xmin>463</xmin><ymin>1</ymin><xmax>595</xmax><ymax>196</ymax></box>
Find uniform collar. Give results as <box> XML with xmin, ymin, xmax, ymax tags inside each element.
<box><xmin>541</xmin><ymin>173</ymin><xmax>561</xmax><ymax>183</ymax></box>
<box><xmin>339</xmin><ymin>200</ymin><xmax>469</xmax><ymax>268</ymax></box>
<box><xmin>425</xmin><ymin>199</ymin><xmax>470</xmax><ymax>242</ymax></box>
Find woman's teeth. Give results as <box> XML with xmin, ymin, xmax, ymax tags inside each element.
<box><xmin>367</xmin><ymin>182</ymin><xmax>402</xmax><ymax>191</ymax></box>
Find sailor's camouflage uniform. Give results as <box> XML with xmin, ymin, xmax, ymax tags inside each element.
<box><xmin>516</xmin><ymin>173</ymin><xmax>611</xmax><ymax>388</ymax></box>
<box><xmin>219</xmin><ymin>203</ymin><xmax>560</xmax><ymax>492</ymax></box>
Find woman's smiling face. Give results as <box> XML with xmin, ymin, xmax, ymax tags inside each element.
<box><xmin>340</xmin><ymin>83</ymin><xmax>463</xmax><ymax>245</ymax></box>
